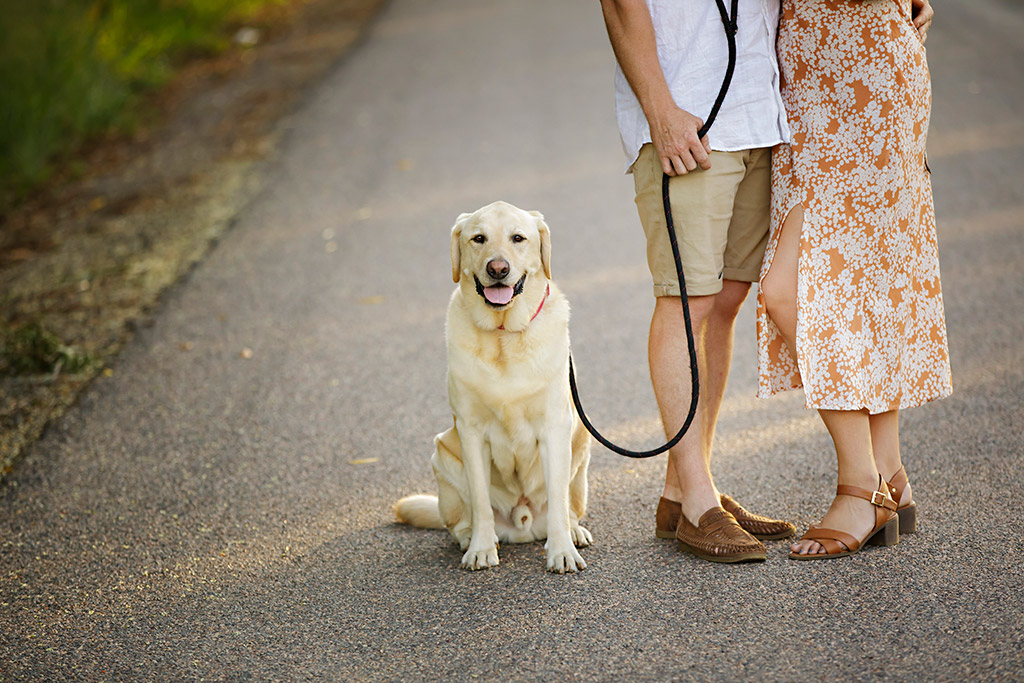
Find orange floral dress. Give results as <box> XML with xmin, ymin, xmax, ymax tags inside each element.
<box><xmin>756</xmin><ymin>0</ymin><xmax>952</xmax><ymax>413</ymax></box>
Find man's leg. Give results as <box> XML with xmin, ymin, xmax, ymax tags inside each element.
<box><xmin>634</xmin><ymin>145</ymin><xmax>777</xmax><ymax>553</ymax></box>
<box><xmin>698</xmin><ymin>279</ymin><xmax>751</xmax><ymax>457</ymax></box>
<box><xmin>653</xmin><ymin>280</ymin><xmax>749</xmax><ymax>526</ymax></box>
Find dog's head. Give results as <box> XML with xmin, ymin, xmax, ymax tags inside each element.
<box><xmin>450</xmin><ymin>201</ymin><xmax>551</xmax><ymax>313</ymax></box>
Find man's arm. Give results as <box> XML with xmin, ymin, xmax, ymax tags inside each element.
<box><xmin>600</xmin><ymin>0</ymin><xmax>711</xmax><ymax>174</ymax></box>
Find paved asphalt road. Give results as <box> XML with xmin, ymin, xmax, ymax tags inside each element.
<box><xmin>2</xmin><ymin>0</ymin><xmax>1023</xmax><ymax>680</ymax></box>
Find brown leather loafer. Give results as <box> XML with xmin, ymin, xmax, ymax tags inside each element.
<box><xmin>656</xmin><ymin>495</ymin><xmax>795</xmax><ymax>540</ymax></box>
<box><xmin>675</xmin><ymin>506</ymin><xmax>766</xmax><ymax>563</ymax></box>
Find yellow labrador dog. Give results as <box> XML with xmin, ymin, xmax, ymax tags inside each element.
<box><xmin>395</xmin><ymin>201</ymin><xmax>592</xmax><ymax>573</ymax></box>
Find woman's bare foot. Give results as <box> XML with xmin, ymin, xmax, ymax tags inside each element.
<box><xmin>790</xmin><ymin>489</ymin><xmax>882</xmax><ymax>556</ymax></box>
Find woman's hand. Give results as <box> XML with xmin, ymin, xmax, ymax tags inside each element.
<box><xmin>911</xmin><ymin>0</ymin><xmax>934</xmax><ymax>43</ymax></box>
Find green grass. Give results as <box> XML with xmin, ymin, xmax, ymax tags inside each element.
<box><xmin>0</xmin><ymin>322</ymin><xmax>96</xmax><ymax>376</ymax></box>
<box><xmin>0</xmin><ymin>0</ymin><xmax>285</xmax><ymax>208</ymax></box>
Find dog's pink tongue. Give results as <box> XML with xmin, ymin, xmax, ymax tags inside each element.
<box><xmin>484</xmin><ymin>286</ymin><xmax>514</xmax><ymax>305</ymax></box>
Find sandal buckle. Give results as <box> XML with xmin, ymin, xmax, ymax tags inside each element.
<box><xmin>870</xmin><ymin>491</ymin><xmax>886</xmax><ymax>507</ymax></box>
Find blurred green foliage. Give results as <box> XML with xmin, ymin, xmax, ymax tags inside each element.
<box><xmin>0</xmin><ymin>322</ymin><xmax>95</xmax><ymax>376</ymax></box>
<box><xmin>0</xmin><ymin>0</ymin><xmax>284</xmax><ymax>207</ymax></box>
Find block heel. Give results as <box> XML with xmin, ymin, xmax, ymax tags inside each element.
<box><xmin>865</xmin><ymin>515</ymin><xmax>899</xmax><ymax>547</ymax></box>
<box><xmin>896</xmin><ymin>502</ymin><xmax>917</xmax><ymax>535</ymax></box>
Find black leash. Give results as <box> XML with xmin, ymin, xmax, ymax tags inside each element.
<box><xmin>569</xmin><ymin>0</ymin><xmax>739</xmax><ymax>458</ymax></box>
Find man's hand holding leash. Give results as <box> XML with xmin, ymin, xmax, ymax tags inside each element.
<box><xmin>649</xmin><ymin>105</ymin><xmax>712</xmax><ymax>176</ymax></box>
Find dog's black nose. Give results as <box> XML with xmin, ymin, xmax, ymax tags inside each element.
<box><xmin>486</xmin><ymin>258</ymin><xmax>510</xmax><ymax>281</ymax></box>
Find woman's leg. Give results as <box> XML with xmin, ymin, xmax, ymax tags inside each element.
<box><xmin>761</xmin><ymin>206</ymin><xmax>889</xmax><ymax>555</ymax></box>
<box><xmin>870</xmin><ymin>410</ymin><xmax>912</xmax><ymax>506</ymax></box>
<box><xmin>794</xmin><ymin>409</ymin><xmax>884</xmax><ymax>555</ymax></box>
<box><xmin>759</xmin><ymin>205</ymin><xmax>802</xmax><ymax>354</ymax></box>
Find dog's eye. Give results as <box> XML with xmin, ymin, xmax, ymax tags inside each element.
<box><xmin>512</xmin><ymin>234</ymin><xmax>526</xmax><ymax>243</ymax></box>
<box><xmin>471</xmin><ymin>234</ymin><xmax>486</xmax><ymax>244</ymax></box>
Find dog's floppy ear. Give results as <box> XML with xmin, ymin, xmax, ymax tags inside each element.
<box><xmin>530</xmin><ymin>210</ymin><xmax>551</xmax><ymax>280</ymax></box>
<box><xmin>450</xmin><ymin>212</ymin><xmax>472</xmax><ymax>283</ymax></box>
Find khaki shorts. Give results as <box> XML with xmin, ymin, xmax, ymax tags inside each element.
<box><xmin>633</xmin><ymin>143</ymin><xmax>771</xmax><ymax>297</ymax></box>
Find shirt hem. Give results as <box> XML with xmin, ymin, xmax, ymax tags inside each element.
<box><xmin>623</xmin><ymin>137</ymin><xmax>786</xmax><ymax>174</ymax></box>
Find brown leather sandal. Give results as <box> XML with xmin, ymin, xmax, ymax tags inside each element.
<box><xmin>789</xmin><ymin>474</ymin><xmax>899</xmax><ymax>561</ymax></box>
<box><xmin>887</xmin><ymin>466</ymin><xmax>917</xmax><ymax>534</ymax></box>
<box><xmin>656</xmin><ymin>495</ymin><xmax>795</xmax><ymax>540</ymax></box>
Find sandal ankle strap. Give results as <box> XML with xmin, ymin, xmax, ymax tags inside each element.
<box><xmin>835</xmin><ymin>478</ymin><xmax>898</xmax><ymax>512</ymax></box>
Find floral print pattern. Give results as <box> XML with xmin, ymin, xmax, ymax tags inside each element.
<box><xmin>756</xmin><ymin>0</ymin><xmax>952</xmax><ymax>413</ymax></box>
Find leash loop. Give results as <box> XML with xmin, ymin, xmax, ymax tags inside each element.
<box><xmin>569</xmin><ymin>0</ymin><xmax>739</xmax><ymax>458</ymax></box>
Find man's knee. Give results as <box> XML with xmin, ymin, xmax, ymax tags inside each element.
<box><xmin>713</xmin><ymin>280</ymin><xmax>751</xmax><ymax>319</ymax></box>
<box><xmin>659</xmin><ymin>282</ymin><xmax>748</xmax><ymax>326</ymax></box>
<box><xmin>656</xmin><ymin>294</ymin><xmax>714</xmax><ymax>323</ymax></box>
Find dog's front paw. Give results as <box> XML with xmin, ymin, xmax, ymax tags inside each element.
<box><xmin>571</xmin><ymin>523</ymin><xmax>592</xmax><ymax>548</ymax></box>
<box><xmin>545</xmin><ymin>540</ymin><xmax>586</xmax><ymax>574</ymax></box>
<box><xmin>461</xmin><ymin>544</ymin><xmax>499</xmax><ymax>571</ymax></box>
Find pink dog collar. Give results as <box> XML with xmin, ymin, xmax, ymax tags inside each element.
<box><xmin>498</xmin><ymin>283</ymin><xmax>549</xmax><ymax>330</ymax></box>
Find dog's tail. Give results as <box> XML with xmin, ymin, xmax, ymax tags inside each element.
<box><xmin>394</xmin><ymin>494</ymin><xmax>445</xmax><ymax>529</ymax></box>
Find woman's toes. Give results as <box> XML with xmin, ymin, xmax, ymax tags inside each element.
<box><xmin>791</xmin><ymin>540</ymin><xmax>823</xmax><ymax>555</ymax></box>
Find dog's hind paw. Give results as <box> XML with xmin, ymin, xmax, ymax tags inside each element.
<box><xmin>461</xmin><ymin>545</ymin><xmax>499</xmax><ymax>571</ymax></box>
<box><xmin>545</xmin><ymin>543</ymin><xmax>586</xmax><ymax>574</ymax></box>
<box><xmin>571</xmin><ymin>524</ymin><xmax>592</xmax><ymax>548</ymax></box>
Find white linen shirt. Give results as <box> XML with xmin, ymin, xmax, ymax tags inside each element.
<box><xmin>614</xmin><ymin>0</ymin><xmax>791</xmax><ymax>172</ymax></box>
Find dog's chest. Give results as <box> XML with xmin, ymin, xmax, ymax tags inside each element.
<box><xmin>484</xmin><ymin>407</ymin><xmax>545</xmax><ymax>489</ymax></box>
<box><xmin>451</xmin><ymin>328</ymin><xmax>565</xmax><ymax>399</ymax></box>
<box><xmin>451</xmin><ymin>353</ymin><xmax>556</xmax><ymax>489</ymax></box>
